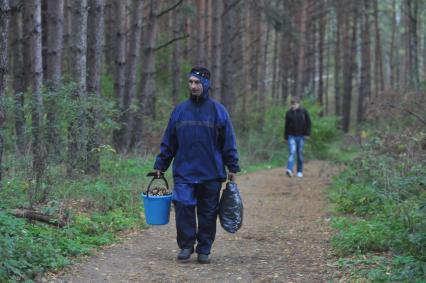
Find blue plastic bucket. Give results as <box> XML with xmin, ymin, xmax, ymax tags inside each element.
<box><xmin>142</xmin><ymin>193</ymin><xmax>172</xmax><ymax>225</ymax></box>
<box><xmin>142</xmin><ymin>174</ymin><xmax>172</xmax><ymax>225</ymax></box>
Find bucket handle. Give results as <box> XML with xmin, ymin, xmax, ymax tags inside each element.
<box><xmin>145</xmin><ymin>172</ymin><xmax>169</xmax><ymax>198</ymax></box>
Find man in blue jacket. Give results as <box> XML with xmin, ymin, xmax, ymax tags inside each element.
<box><xmin>154</xmin><ymin>66</ymin><xmax>240</xmax><ymax>264</ymax></box>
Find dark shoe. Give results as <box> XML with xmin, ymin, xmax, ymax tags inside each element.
<box><xmin>286</xmin><ymin>169</ymin><xmax>293</xmax><ymax>177</ymax></box>
<box><xmin>197</xmin><ymin>253</ymin><xmax>210</xmax><ymax>264</ymax></box>
<box><xmin>177</xmin><ymin>248</ymin><xmax>194</xmax><ymax>260</ymax></box>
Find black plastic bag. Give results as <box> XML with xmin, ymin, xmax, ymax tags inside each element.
<box><xmin>219</xmin><ymin>182</ymin><xmax>243</xmax><ymax>233</ymax></box>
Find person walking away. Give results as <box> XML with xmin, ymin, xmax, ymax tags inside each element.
<box><xmin>153</xmin><ymin>66</ymin><xmax>240</xmax><ymax>264</ymax></box>
<box><xmin>284</xmin><ymin>96</ymin><xmax>311</xmax><ymax>178</ymax></box>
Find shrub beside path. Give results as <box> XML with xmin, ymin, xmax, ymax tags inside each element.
<box><xmin>44</xmin><ymin>160</ymin><xmax>342</xmax><ymax>283</ymax></box>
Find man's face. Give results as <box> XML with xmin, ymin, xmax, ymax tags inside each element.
<box><xmin>291</xmin><ymin>102</ymin><xmax>300</xmax><ymax>110</ymax></box>
<box><xmin>188</xmin><ymin>76</ymin><xmax>203</xmax><ymax>96</ymax></box>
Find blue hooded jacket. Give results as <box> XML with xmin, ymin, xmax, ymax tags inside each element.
<box><xmin>154</xmin><ymin>79</ymin><xmax>240</xmax><ymax>184</ymax></box>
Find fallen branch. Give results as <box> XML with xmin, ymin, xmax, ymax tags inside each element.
<box><xmin>12</xmin><ymin>209</ymin><xmax>67</xmax><ymax>228</ymax></box>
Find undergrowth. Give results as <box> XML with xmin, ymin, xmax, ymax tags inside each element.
<box><xmin>329</xmin><ymin>130</ymin><xmax>426</xmax><ymax>282</ymax></box>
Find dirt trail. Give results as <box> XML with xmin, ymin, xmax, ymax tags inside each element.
<box><xmin>44</xmin><ymin>160</ymin><xmax>341</xmax><ymax>283</ymax></box>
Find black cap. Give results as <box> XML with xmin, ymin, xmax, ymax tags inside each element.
<box><xmin>190</xmin><ymin>66</ymin><xmax>210</xmax><ymax>80</ymax></box>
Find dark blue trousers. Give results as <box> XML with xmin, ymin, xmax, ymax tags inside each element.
<box><xmin>174</xmin><ymin>182</ymin><xmax>221</xmax><ymax>255</ymax></box>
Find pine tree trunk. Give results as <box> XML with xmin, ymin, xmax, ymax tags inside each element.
<box><xmin>120</xmin><ymin>0</ymin><xmax>144</xmax><ymax>153</ymax></box>
<box><xmin>68</xmin><ymin>0</ymin><xmax>88</xmax><ymax>174</ymax></box>
<box><xmin>0</xmin><ymin>0</ymin><xmax>10</xmax><ymax>188</ymax></box>
<box><xmin>171</xmin><ymin>3</ymin><xmax>181</xmax><ymax>106</ymax></box>
<box><xmin>389</xmin><ymin>0</ymin><xmax>396</xmax><ymax>89</ymax></box>
<box><xmin>45</xmin><ymin>0</ymin><xmax>64</xmax><ymax>158</ymax></box>
<box><xmin>342</xmin><ymin>3</ymin><xmax>358</xmax><ymax>133</ymax></box>
<box><xmin>358</xmin><ymin>0</ymin><xmax>371</xmax><ymax>124</ymax></box>
<box><xmin>10</xmin><ymin>1</ymin><xmax>26</xmax><ymax>154</ymax></box>
<box><xmin>406</xmin><ymin>0</ymin><xmax>419</xmax><ymax>90</ymax></box>
<box><xmin>295</xmin><ymin>0</ymin><xmax>307</xmax><ymax>98</ymax></box>
<box><xmin>221</xmin><ymin>0</ymin><xmax>238</xmax><ymax>116</ymax></box>
<box><xmin>133</xmin><ymin>0</ymin><xmax>158</xmax><ymax>148</ymax></box>
<box><xmin>334</xmin><ymin>0</ymin><xmax>342</xmax><ymax>116</ymax></box>
<box><xmin>30</xmin><ymin>0</ymin><xmax>45</xmax><ymax>203</ymax></box>
<box><xmin>111</xmin><ymin>0</ymin><xmax>127</xmax><ymax>149</ymax></box>
<box><xmin>210</xmin><ymin>0</ymin><xmax>222</xmax><ymax>99</ymax></box>
<box><xmin>196</xmin><ymin>0</ymin><xmax>206</xmax><ymax>66</ymax></box>
<box><xmin>86</xmin><ymin>0</ymin><xmax>104</xmax><ymax>174</ymax></box>
<box><xmin>373</xmin><ymin>0</ymin><xmax>384</xmax><ymax>95</ymax></box>
<box><xmin>317</xmin><ymin>0</ymin><xmax>326</xmax><ymax>113</ymax></box>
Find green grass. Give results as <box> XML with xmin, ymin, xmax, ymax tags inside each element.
<box><xmin>328</xmin><ymin>132</ymin><xmax>426</xmax><ymax>282</ymax></box>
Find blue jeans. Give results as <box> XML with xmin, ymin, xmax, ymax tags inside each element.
<box><xmin>287</xmin><ymin>135</ymin><xmax>305</xmax><ymax>173</ymax></box>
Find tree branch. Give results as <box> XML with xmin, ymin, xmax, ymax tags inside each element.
<box><xmin>386</xmin><ymin>103</ymin><xmax>426</xmax><ymax>125</ymax></box>
<box><xmin>154</xmin><ymin>34</ymin><xmax>189</xmax><ymax>52</ymax></box>
<box><xmin>157</xmin><ymin>0</ymin><xmax>183</xmax><ymax>18</ymax></box>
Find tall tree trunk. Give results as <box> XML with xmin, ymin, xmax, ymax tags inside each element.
<box><xmin>373</xmin><ymin>0</ymin><xmax>384</xmax><ymax>95</ymax></box>
<box><xmin>45</xmin><ymin>0</ymin><xmax>64</xmax><ymax>158</ymax></box>
<box><xmin>389</xmin><ymin>0</ymin><xmax>397</xmax><ymax>89</ymax></box>
<box><xmin>271</xmin><ymin>30</ymin><xmax>279</xmax><ymax>102</ymax></box>
<box><xmin>86</xmin><ymin>0</ymin><xmax>104</xmax><ymax>174</ymax></box>
<box><xmin>196</xmin><ymin>0</ymin><xmax>206</xmax><ymax>66</ymax></box>
<box><xmin>249</xmin><ymin>1</ymin><xmax>259</xmax><ymax>93</ymax></box>
<box><xmin>103</xmin><ymin>0</ymin><xmax>115</xmax><ymax>74</ymax></box>
<box><xmin>30</xmin><ymin>0</ymin><xmax>45</xmax><ymax>204</ymax></box>
<box><xmin>210</xmin><ymin>0</ymin><xmax>222</xmax><ymax>99</ymax></box>
<box><xmin>111</xmin><ymin>0</ymin><xmax>127</xmax><ymax>149</ymax></box>
<box><xmin>10</xmin><ymin>0</ymin><xmax>25</xmax><ymax>154</ymax></box>
<box><xmin>133</xmin><ymin>0</ymin><xmax>158</xmax><ymax>148</ymax></box>
<box><xmin>342</xmin><ymin>3</ymin><xmax>358</xmax><ymax>133</ymax></box>
<box><xmin>0</xmin><ymin>0</ymin><xmax>10</xmax><ymax>188</ymax></box>
<box><xmin>358</xmin><ymin>0</ymin><xmax>371</xmax><ymax>124</ymax></box>
<box><xmin>258</xmin><ymin>16</ymin><xmax>269</xmax><ymax>128</ymax></box>
<box><xmin>63</xmin><ymin>0</ymin><xmax>72</xmax><ymax>74</ymax></box>
<box><xmin>171</xmin><ymin>3</ymin><xmax>181</xmax><ymax>105</ymax></box>
<box><xmin>406</xmin><ymin>0</ymin><xmax>419</xmax><ymax>90</ymax></box>
<box><xmin>221</xmin><ymin>0</ymin><xmax>238</xmax><ymax>116</ymax></box>
<box><xmin>334</xmin><ymin>0</ymin><xmax>342</xmax><ymax>116</ymax></box>
<box><xmin>317</xmin><ymin>0</ymin><xmax>326</xmax><ymax>113</ymax></box>
<box><xmin>295</xmin><ymin>0</ymin><xmax>307</xmax><ymax>98</ymax></box>
<box><xmin>68</xmin><ymin>0</ymin><xmax>88</xmax><ymax>174</ymax></box>
<box><xmin>119</xmin><ymin>0</ymin><xmax>144</xmax><ymax>153</ymax></box>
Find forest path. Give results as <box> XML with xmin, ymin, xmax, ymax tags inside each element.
<box><xmin>44</xmin><ymin>160</ymin><xmax>342</xmax><ymax>283</ymax></box>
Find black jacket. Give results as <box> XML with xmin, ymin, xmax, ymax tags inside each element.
<box><xmin>284</xmin><ymin>107</ymin><xmax>311</xmax><ymax>140</ymax></box>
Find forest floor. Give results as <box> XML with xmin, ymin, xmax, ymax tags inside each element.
<box><xmin>43</xmin><ymin>160</ymin><xmax>344</xmax><ymax>283</ymax></box>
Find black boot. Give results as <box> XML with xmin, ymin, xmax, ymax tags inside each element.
<box><xmin>197</xmin><ymin>253</ymin><xmax>210</xmax><ymax>264</ymax></box>
<box><xmin>177</xmin><ymin>247</ymin><xmax>194</xmax><ymax>260</ymax></box>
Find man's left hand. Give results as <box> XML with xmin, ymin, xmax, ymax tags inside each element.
<box><xmin>228</xmin><ymin>172</ymin><xmax>237</xmax><ymax>182</ymax></box>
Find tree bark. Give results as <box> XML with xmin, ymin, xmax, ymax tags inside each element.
<box><xmin>45</xmin><ymin>0</ymin><xmax>64</xmax><ymax>158</ymax></box>
<box><xmin>111</xmin><ymin>0</ymin><xmax>127</xmax><ymax>149</ymax></box>
<box><xmin>333</xmin><ymin>0</ymin><xmax>342</xmax><ymax>116</ymax></box>
<box><xmin>221</xmin><ymin>0</ymin><xmax>238</xmax><ymax>116</ymax></box>
<box><xmin>0</xmin><ymin>0</ymin><xmax>10</xmax><ymax>188</ymax></box>
<box><xmin>171</xmin><ymin>2</ymin><xmax>181</xmax><ymax>106</ymax></box>
<box><xmin>373</xmin><ymin>0</ymin><xmax>384</xmax><ymax>95</ymax></box>
<box><xmin>133</xmin><ymin>0</ymin><xmax>159</xmax><ymax>148</ymax></box>
<box><xmin>29</xmin><ymin>0</ymin><xmax>45</xmax><ymax>204</ymax></box>
<box><xmin>86</xmin><ymin>0</ymin><xmax>104</xmax><ymax>174</ymax></box>
<box><xmin>358</xmin><ymin>0</ymin><xmax>371</xmax><ymax>125</ymax></box>
<box><xmin>68</xmin><ymin>0</ymin><xmax>88</xmax><ymax>174</ymax></box>
<box><xmin>295</xmin><ymin>0</ymin><xmax>307</xmax><ymax>98</ymax></box>
<box><xmin>196</xmin><ymin>0</ymin><xmax>206</xmax><ymax>66</ymax></box>
<box><xmin>210</xmin><ymin>0</ymin><xmax>222</xmax><ymax>99</ymax></box>
<box><xmin>389</xmin><ymin>0</ymin><xmax>397</xmax><ymax>89</ymax></box>
<box><xmin>10</xmin><ymin>0</ymin><xmax>26</xmax><ymax>154</ymax></box>
<box><xmin>342</xmin><ymin>3</ymin><xmax>357</xmax><ymax>133</ymax></box>
<box><xmin>317</xmin><ymin>0</ymin><xmax>326</xmax><ymax>113</ymax></box>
